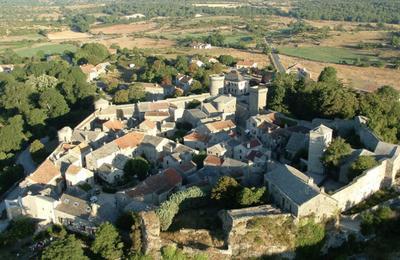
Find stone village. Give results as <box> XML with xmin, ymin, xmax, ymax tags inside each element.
<box><xmin>4</xmin><ymin>64</ymin><xmax>400</xmax><ymax>257</ymax></box>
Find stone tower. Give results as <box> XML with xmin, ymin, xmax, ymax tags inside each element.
<box><xmin>308</xmin><ymin>124</ymin><xmax>333</xmax><ymax>175</ymax></box>
<box><xmin>209</xmin><ymin>74</ymin><xmax>225</xmax><ymax>96</ymax></box>
<box><xmin>249</xmin><ymin>86</ymin><xmax>268</xmax><ymax>116</ymax></box>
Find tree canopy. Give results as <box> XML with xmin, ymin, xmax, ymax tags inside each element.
<box><xmin>91</xmin><ymin>222</ymin><xmax>124</xmax><ymax>260</ymax></box>
<box><xmin>321</xmin><ymin>138</ymin><xmax>352</xmax><ymax>172</ymax></box>
<box><xmin>123</xmin><ymin>156</ymin><xmax>150</xmax><ymax>181</ymax></box>
<box><xmin>41</xmin><ymin>235</ymin><xmax>88</xmax><ymax>260</ymax></box>
<box><xmin>348</xmin><ymin>156</ymin><xmax>379</xmax><ymax>181</ymax></box>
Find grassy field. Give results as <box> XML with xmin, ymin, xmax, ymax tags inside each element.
<box><xmin>14</xmin><ymin>43</ymin><xmax>77</xmax><ymax>57</ymax></box>
<box><xmin>279</xmin><ymin>46</ymin><xmax>378</xmax><ymax>64</ymax></box>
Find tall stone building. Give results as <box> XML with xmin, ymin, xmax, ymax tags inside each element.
<box><xmin>209</xmin><ymin>74</ymin><xmax>225</xmax><ymax>96</ymax></box>
<box><xmin>307</xmin><ymin>124</ymin><xmax>333</xmax><ymax>175</ymax></box>
<box><xmin>249</xmin><ymin>86</ymin><xmax>268</xmax><ymax>116</ymax></box>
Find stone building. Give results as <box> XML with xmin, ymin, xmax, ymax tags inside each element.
<box><xmin>248</xmin><ymin>86</ymin><xmax>268</xmax><ymax>116</ymax></box>
<box><xmin>307</xmin><ymin>125</ymin><xmax>333</xmax><ymax>175</ymax></box>
<box><xmin>265</xmin><ymin>164</ymin><xmax>338</xmax><ymax>219</ymax></box>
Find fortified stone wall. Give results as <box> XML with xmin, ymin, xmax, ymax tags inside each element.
<box><xmin>332</xmin><ymin>160</ymin><xmax>388</xmax><ymax>211</ymax></box>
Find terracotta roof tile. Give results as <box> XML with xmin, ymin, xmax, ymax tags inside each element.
<box><xmin>164</xmin><ymin>168</ymin><xmax>182</xmax><ymax>185</ymax></box>
<box><xmin>184</xmin><ymin>132</ymin><xmax>209</xmax><ymax>142</ymax></box>
<box><xmin>115</xmin><ymin>132</ymin><xmax>144</xmax><ymax>149</ymax></box>
<box><xmin>28</xmin><ymin>159</ymin><xmax>61</xmax><ymax>184</ymax></box>
<box><xmin>140</xmin><ymin>120</ymin><xmax>157</xmax><ymax>129</ymax></box>
<box><xmin>145</xmin><ymin>111</ymin><xmax>170</xmax><ymax>117</ymax></box>
<box><xmin>206</xmin><ymin>120</ymin><xmax>236</xmax><ymax>132</ymax></box>
<box><xmin>103</xmin><ymin>120</ymin><xmax>124</xmax><ymax>131</ymax></box>
<box><xmin>204</xmin><ymin>155</ymin><xmax>223</xmax><ymax>166</ymax></box>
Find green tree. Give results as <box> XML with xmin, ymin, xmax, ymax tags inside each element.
<box><xmin>113</xmin><ymin>89</ymin><xmax>130</xmax><ymax>104</ymax></box>
<box><xmin>218</xmin><ymin>55</ymin><xmax>236</xmax><ymax>66</ymax></box>
<box><xmin>39</xmin><ymin>88</ymin><xmax>70</xmax><ymax>118</ymax></box>
<box><xmin>74</xmin><ymin>43</ymin><xmax>110</xmax><ymax>65</ymax></box>
<box><xmin>236</xmin><ymin>187</ymin><xmax>267</xmax><ymax>207</ymax></box>
<box><xmin>348</xmin><ymin>156</ymin><xmax>378</xmax><ymax>181</ymax></box>
<box><xmin>41</xmin><ymin>235</ymin><xmax>88</xmax><ymax>260</ymax></box>
<box><xmin>26</xmin><ymin>74</ymin><xmax>58</xmax><ymax>92</ymax></box>
<box><xmin>128</xmin><ymin>84</ymin><xmax>146</xmax><ymax>102</ymax></box>
<box><xmin>0</xmin><ymin>115</ymin><xmax>26</xmax><ymax>154</ymax></box>
<box><xmin>25</xmin><ymin>108</ymin><xmax>47</xmax><ymax>126</ymax></box>
<box><xmin>211</xmin><ymin>176</ymin><xmax>241</xmax><ymax>208</ymax></box>
<box><xmin>91</xmin><ymin>222</ymin><xmax>124</xmax><ymax>260</ymax></box>
<box><xmin>318</xmin><ymin>67</ymin><xmax>338</xmax><ymax>83</ymax></box>
<box><xmin>321</xmin><ymin>138</ymin><xmax>352</xmax><ymax>173</ymax></box>
<box><xmin>189</xmin><ymin>80</ymin><xmax>204</xmax><ymax>94</ymax></box>
<box><xmin>30</xmin><ymin>139</ymin><xmax>47</xmax><ymax>164</ymax></box>
<box><xmin>124</xmin><ymin>157</ymin><xmax>150</xmax><ymax>181</ymax></box>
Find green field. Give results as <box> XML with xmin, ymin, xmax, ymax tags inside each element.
<box><xmin>14</xmin><ymin>43</ymin><xmax>77</xmax><ymax>57</ymax></box>
<box><xmin>278</xmin><ymin>46</ymin><xmax>379</xmax><ymax>64</ymax></box>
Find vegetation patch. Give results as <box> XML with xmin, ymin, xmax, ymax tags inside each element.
<box><xmin>14</xmin><ymin>43</ymin><xmax>77</xmax><ymax>57</ymax></box>
<box><xmin>279</xmin><ymin>46</ymin><xmax>378</xmax><ymax>64</ymax></box>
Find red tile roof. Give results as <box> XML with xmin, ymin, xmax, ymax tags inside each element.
<box><xmin>184</xmin><ymin>132</ymin><xmax>209</xmax><ymax>142</ymax></box>
<box><xmin>28</xmin><ymin>159</ymin><xmax>61</xmax><ymax>184</ymax></box>
<box><xmin>115</xmin><ymin>132</ymin><xmax>144</xmax><ymax>149</ymax></box>
<box><xmin>145</xmin><ymin>111</ymin><xmax>170</xmax><ymax>117</ymax></box>
<box><xmin>103</xmin><ymin>120</ymin><xmax>124</xmax><ymax>131</ymax></box>
<box><xmin>204</xmin><ymin>155</ymin><xmax>223</xmax><ymax>166</ymax></box>
<box><xmin>206</xmin><ymin>120</ymin><xmax>236</xmax><ymax>132</ymax></box>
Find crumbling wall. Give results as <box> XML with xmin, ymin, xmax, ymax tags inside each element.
<box><xmin>139</xmin><ymin>211</ymin><xmax>161</xmax><ymax>259</ymax></box>
<box><xmin>218</xmin><ymin>205</ymin><xmax>293</xmax><ymax>258</ymax></box>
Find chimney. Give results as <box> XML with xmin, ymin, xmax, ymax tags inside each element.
<box><xmin>91</xmin><ymin>203</ymin><xmax>99</xmax><ymax>217</ymax></box>
<box><xmin>307</xmin><ymin>177</ymin><xmax>314</xmax><ymax>185</ymax></box>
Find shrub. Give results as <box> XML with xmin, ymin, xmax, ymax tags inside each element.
<box><xmin>236</xmin><ymin>187</ymin><xmax>267</xmax><ymax>207</ymax></box>
<box><xmin>295</xmin><ymin>219</ymin><xmax>325</xmax><ymax>259</ymax></box>
<box><xmin>348</xmin><ymin>156</ymin><xmax>378</xmax><ymax>181</ymax></box>
<box><xmin>211</xmin><ymin>176</ymin><xmax>241</xmax><ymax>208</ymax></box>
<box><xmin>156</xmin><ymin>186</ymin><xmax>208</xmax><ymax>231</ymax></box>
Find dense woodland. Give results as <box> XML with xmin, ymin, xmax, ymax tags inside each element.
<box><xmin>268</xmin><ymin>67</ymin><xmax>400</xmax><ymax>143</ymax></box>
<box><xmin>0</xmin><ymin>44</ymin><xmax>109</xmax><ymax>195</ymax></box>
<box><xmin>292</xmin><ymin>0</ymin><xmax>400</xmax><ymax>24</ymax></box>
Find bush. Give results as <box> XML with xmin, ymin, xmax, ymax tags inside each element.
<box><xmin>156</xmin><ymin>186</ymin><xmax>208</xmax><ymax>231</ymax></box>
<box><xmin>295</xmin><ymin>219</ymin><xmax>325</xmax><ymax>259</ymax></box>
<box><xmin>211</xmin><ymin>176</ymin><xmax>241</xmax><ymax>208</ymax></box>
<box><xmin>348</xmin><ymin>156</ymin><xmax>378</xmax><ymax>181</ymax></box>
<box><xmin>29</xmin><ymin>139</ymin><xmax>47</xmax><ymax>164</ymax></box>
<box><xmin>236</xmin><ymin>187</ymin><xmax>267</xmax><ymax>207</ymax></box>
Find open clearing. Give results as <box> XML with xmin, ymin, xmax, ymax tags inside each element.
<box><xmin>91</xmin><ymin>22</ymin><xmax>157</xmax><ymax>35</ymax></box>
<box><xmin>14</xmin><ymin>43</ymin><xmax>77</xmax><ymax>57</ymax></box>
<box><xmin>279</xmin><ymin>54</ymin><xmax>400</xmax><ymax>91</ymax></box>
<box><xmin>47</xmin><ymin>30</ymin><xmax>91</xmax><ymax>40</ymax></box>
<box><xmin>158</xmin><ymin>47</ymin><xmax>270</xmax><ymax>67</ymax></box>
<box><xmin>99</xmin><ymin>36</ymin><xmax>175</xmax><ymax>49</ymax></box>
<box><xmin>278</xmin><ymin>46</ymin><xmax>380</xmax><ymax>64</ymax></box>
